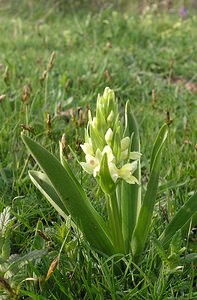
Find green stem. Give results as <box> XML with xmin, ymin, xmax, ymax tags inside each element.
<box><xmin>106</xmin><ymin>190</ymin><xmax>125</xmax><ymax>254</ymax></box>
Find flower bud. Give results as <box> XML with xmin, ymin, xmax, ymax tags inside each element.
<box><xmin>105</xmin><ymin>128</ymin><xmax>113</xmax><ymax>145</ymax></box>
<box><xmin>121</xmin><ymin>137</ymin><xmax>130</xmax><ymax>152</ymax></box>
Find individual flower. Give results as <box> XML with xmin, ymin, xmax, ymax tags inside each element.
<box><xmin>80</xmin><ymin>149</ymin><xmax>102</xmax><ymax>177</ymax></box>
<box><xmin>108</xmin><ymin>161</ymin><xmax>138</xmax><ymax>185</ymax></box>
<box><xmin>117</xmin><ymin>161</ymin><xmax>139</xmax><ymax>184</ymax></box>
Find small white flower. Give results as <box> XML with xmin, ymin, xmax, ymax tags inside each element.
<box><xmin>80</xmin><ymin>154</ymin><xmax>99</xmax><ymax>176</ymax></box>
<box><xmin>117</xmin><ymin>161</ymin><xmax>139</xmax><ymax>184</ymax></box>
<box><xmin>80</xmin><ymin>149</ymin><xmax>102</xmax><ymax>177</ymax></box>
<box><xmin>108</xmin><ymin>160</ymin><xmax>139</xmax><ymax>185</ymax></box>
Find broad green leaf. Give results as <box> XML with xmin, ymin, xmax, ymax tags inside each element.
<box><xmin>159</xmin><ymin>192</ymin><xmax>197</xmax><ymax>248</ymax></box>
<box><xmin>131</xmin><ymin>124</ymin><xmax>168</xmax><ymax>258</ymax></box>
<box><xmin>121</xmin><ymin>101</ymin><xmax>141</xmax><ymax>253</ymax></box>
<box><xmin>22</xmin><ymin>133</ymin><xmax>114</xmax><ymax>256</ymax></box>
<box><xmin>29</xmin><ymin>171</ymin><xmax>68</xmax><ymax>220</ymax></box>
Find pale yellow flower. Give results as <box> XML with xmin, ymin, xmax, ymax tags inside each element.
<box><xmin>117</xmin><ymin>161</ymin><xmax>139</xmax><ymax>184</ymax></box>
<box><xmin>80</xmin><ymin>149</ymin><xmax>102</xmax><ymax>177</ymax></box>
<box><xmin>107</xmin><ymin>160</ymin><xmax>139</xmax><ymax>185</ymax></box>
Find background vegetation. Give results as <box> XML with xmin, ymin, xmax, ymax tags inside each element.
<box><xmin>0</xmin><ymin>0</ymin><xmax>196</xmax><ymax>299</ymax></box>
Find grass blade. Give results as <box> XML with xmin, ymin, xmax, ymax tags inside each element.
<box><xmin>159</xmin><ymin>192</ymin><xmax>197</xmax><ymax>248</ymax></box>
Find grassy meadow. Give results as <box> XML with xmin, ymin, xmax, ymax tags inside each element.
<box><xmin>0</xmin><ymin>1</ymin><xmax>197</xmax><ymax>299</ymax></box>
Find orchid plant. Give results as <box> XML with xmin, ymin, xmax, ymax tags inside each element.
<box><xmin>22</xmin><ymin>88</ymin><xmax>197</xmax><ymax>260</ymax></box>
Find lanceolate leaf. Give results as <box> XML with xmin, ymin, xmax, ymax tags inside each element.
<box><xmin>121</xmin><ymin>101</ymin><xmax>141</xmax><ymax>253</ymax></box>
<box><xmin>131</xmin><ymin>124</ymin><xmax>168</xmax><ymax>258</ymax></box>
<box><xmin>22</xmin><ymin>133</ymin><xmax>114</xmax><ymax>256</ymax></box>
<box><xmin>159</xmin><ymin>192</ymin><xmax>197</xmax><ymax>248</ymax></box>
<box><xmin>29</xmin><ymin>171</ymin><xmax>68</xmax><ymax>220</ymax></box>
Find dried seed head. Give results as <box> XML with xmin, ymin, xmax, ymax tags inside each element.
<box><xmin>104</xmin><ymin>69</ymin><xmax>112</xmax><ymax>81</ymax></box>
<box><xmin>0</xmin><ymin>277</ymin><xmax>15</xmax><ymax>296</ymax></box>
<box><xmin>56</xmin><ymin>102</ymin><xmax>62</xmax><ymax>115</ymax></box>
<box><xmin>40</xmin><ymin>70</ymin><xmax>47</xmax><ymax>84</ymax></box>
<box><xmin>21</xmin><ymin>124</ymin><xmax>35</xmax><ymax>135</ymax></box>
<box><xmin>64</xmin><ymin>78</ymin><xmax>72</xmax><ymax>91</ymax></box>
<box><xmin>4</xmin><ymin>66</ymin><xmax>10</xmax><ymax>85</ymax></box>
<box><xmin>45</xmin><ymin>257</ymin><xmax>58</xmax><ymax>281</ymax></box>
<box><xmin>37</xmin><ymin>229</ymin><xmax>50</xmax><ymax>241</ymax></box>
<box><xmin>47</xmin><ymin>114</ymin><xmax>52</xmax><ymax>138</ymax></box>
<box><xmin>61</xmin><ymin>133</ymin><xmax>67</xmax><ymax>151</ymax></box>
<box><xmin>165</xmin><ymin>111</ymin><xmax>173</xmax><ymax>125</ymax></box>
<box><xmin>47</xmin><ymin>51</ymin><xmax>55</xmax><ymax>72</ymax></box>
<box><xmin>70</xmin><ymin>108</ymin><xmax>76</xmax><ymax>123</ymax></box>
<box><xmin>78</xmin><ymin>107</ymin><xmax>83</xmax><ymax>125</ymax></box>
<box><xmin>22</xmin><ymin>84</ymin><xmax>31</xmax><ymax>103</ymax></box>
